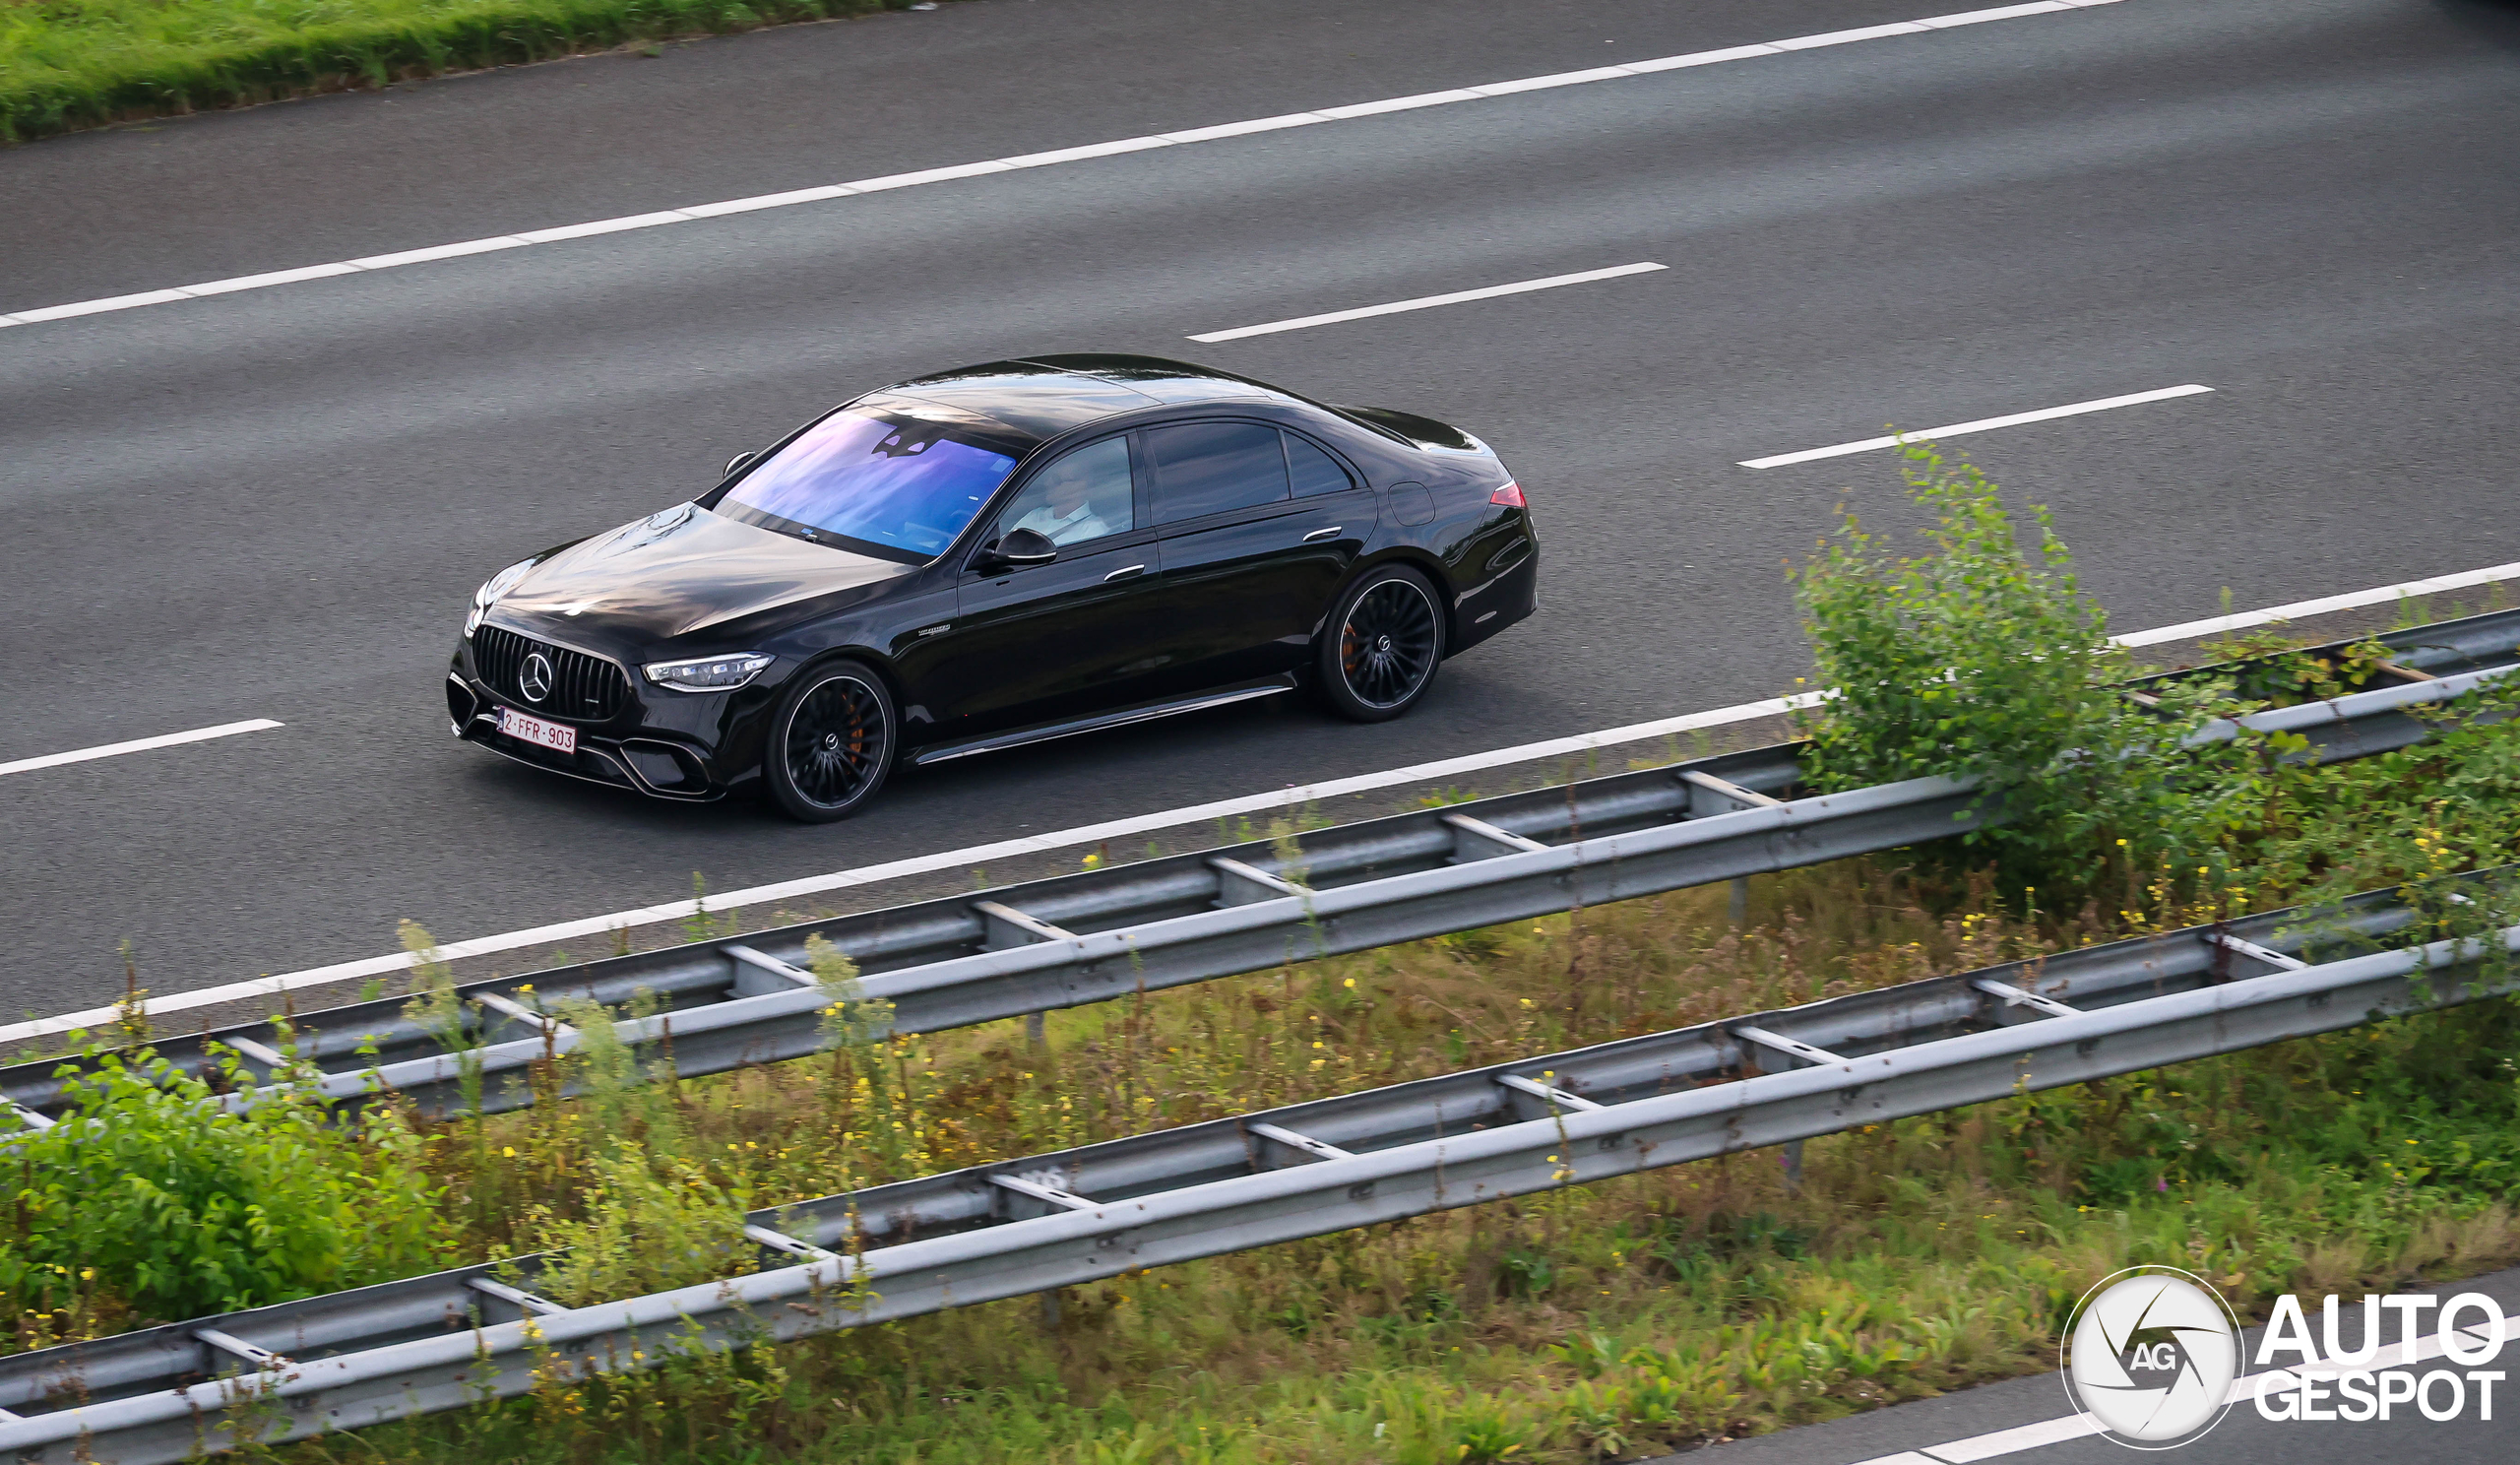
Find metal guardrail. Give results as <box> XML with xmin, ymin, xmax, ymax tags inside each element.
<box><xmin>5</xmin><ymin>607</ymin><xmax>2515</xmax><ymax>1132</ymax></box>
<box><xmin>5</xmin><ymin>877</ymin><xmax>2512</xmax><ymax>1461</ymax></box>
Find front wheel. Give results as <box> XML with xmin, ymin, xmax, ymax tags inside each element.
<box><xmin>1316</xmin><ymin>565</ymin><xmax>1444</xmax><ymax>723</ymax></box>
<box><xmin>764</xmin><ymin>661</ymin><xmax>896</xmax><ymax>822</ymax></box>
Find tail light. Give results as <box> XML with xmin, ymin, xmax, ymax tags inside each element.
<box><xmin>1489</xmin><ymin>481</ymin><xmax>1526</xmax><ymax>508</ymax></box>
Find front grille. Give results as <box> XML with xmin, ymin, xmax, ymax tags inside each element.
<box><xmin>472</xmin><ymin>625</ymin><xmax>632</xmax><ymax>721</ymax></box>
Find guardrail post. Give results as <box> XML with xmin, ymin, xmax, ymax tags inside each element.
<box><xmin>724</xmin><ymin>944</ymin><xmax>823</xmax><ymax>996</ymax></box>
<box><xmin>1210</xmin><ymin>856</ymin><xmax>1308</xmax><ymax>905</ymax></box>
<box><xmin>988</xmin><ymin>1171</ymin><xmax>1098</xmax><ymax>1326</ymax></box>
<box><xmin>1731</xmin><ymin>1024</ymin><xmax>1841</xmax><ymax>1194</ymax></box>
<box><xmin>1680</xmin><ymin>770</ymin><xmax>1781</xmax><ymax>927</ymax></box>
<box><xmin>976</xmin><ymin>902</ymin><xmax>1076</xmax><ymax>1051</ymax></box>
<box><xmin>1439</xmin><ymin>812</ymin><xmax>1549</xmax><ymax>861</ymax></box>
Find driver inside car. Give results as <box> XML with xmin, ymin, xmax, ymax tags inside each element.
<box><xmin>1005</xmin><ymin>442</ymin><xmax>1129</xmax><ymax>546</ymax></box>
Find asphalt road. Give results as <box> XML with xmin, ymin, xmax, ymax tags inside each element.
<box><xmin>2</xmin><ymin>0</ymin><xmax>2517</xmax><ymax>1021</ymax></box>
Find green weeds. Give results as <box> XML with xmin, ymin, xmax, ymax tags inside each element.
<box><xmin>1</xmin><ymin>1010</ymin><xmax>444</xmax><ymax>1348</ymax></box>
<box><xmin>12</xmin><ymin>844</ymin><xmax>2519</xmax><ymax>1458</ymax></box>
<box><xmin>326</xmin><ymin>981</ymin><xmax>2520</xmax><ymax>1464</ymax></box>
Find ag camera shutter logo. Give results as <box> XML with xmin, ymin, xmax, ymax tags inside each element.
<box><xmin>2062</xmin><ymin>1266</ymin><xmax>2243</xmax><ymax>1448</ymax></box>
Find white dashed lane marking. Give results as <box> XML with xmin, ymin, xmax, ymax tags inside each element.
<box><xmin>1</xmin><ymin>1</ymin><xmax>2129</xmax><ymax>331</ymax></box>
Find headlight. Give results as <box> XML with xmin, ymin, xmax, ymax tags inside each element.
<box><xmin>645</xmin><ymin>654</ymin><xmax>772</xmax><ymax>693</ymax></box>
<box><xmin>467</xmin><ymin>558</ymin><xmax>536</xmax><ymax>634</ymax></box>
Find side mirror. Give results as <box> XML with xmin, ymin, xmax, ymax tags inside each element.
<box><xmin>980</xmin><ymin>527</ymin><xmax>1058</xmax><ymax>571</ymax></box>
<box><xmin>723</xmin><ymin>450</ymin><xmax>759</xmax><ymax>479</ymax></box>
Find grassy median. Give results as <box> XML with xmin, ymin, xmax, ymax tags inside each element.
<box><xmin>0</xmin><ymin>0</ymin><xmax>914</xmax><ymax>144</ymax></box>
<box><xmin>18</xmin><ymin>860</ymin><xmax>2519</xmax><ymax>1464</ymax></box>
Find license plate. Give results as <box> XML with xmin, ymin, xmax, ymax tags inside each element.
<box><xmin>497</xmin><ymin>707</ymin><xmax>577</xmax><ymax>754</ymax></box>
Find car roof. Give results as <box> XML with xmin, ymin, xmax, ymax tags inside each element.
<box><xmin>876</xmin><ymin>354</ymin><xmax>1299</xmax><ymax>448</ymax></box>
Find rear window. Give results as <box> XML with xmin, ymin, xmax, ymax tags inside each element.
<box><xmin>715</xmin><ymin>410</ymin><xmax>1019</xmax><ymax>561</ymax></box>
<box><xmin>1145</xmin><ymin>421</ymin><xmax>1290</xmax><ymax>525</ymax></box>
<box><xmin>1285</xmin><ymin>432</ymin><xmax>1353</xmax><ymax>497</ymax></box>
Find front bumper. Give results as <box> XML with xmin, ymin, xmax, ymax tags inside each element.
<box><xmin>447</xmin><ymin>632</ymin><xmax>751</xmax><ymax>802</ymax></box>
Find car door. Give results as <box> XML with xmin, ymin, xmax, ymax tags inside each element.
<box><xmin>1268</xmin><ymin>427</ymin><xmax>1379</xmax><ymax>636</ymax></box>
<box><xmin>1143</xmin><ymin>420</ymin><xmax>1376</xmax><ymax>692</ymax></box>
<box><xmin>929</xmin><ymin>434</ymin><xmax>1167</xmax><ymax>732</ymax></box>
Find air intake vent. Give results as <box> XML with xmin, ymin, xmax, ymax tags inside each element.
<box><xmin>472</xmin><ymin>626</ymin><xmax>631</xmax><ymax>721</ymax></box>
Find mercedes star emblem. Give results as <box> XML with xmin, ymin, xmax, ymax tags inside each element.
<box><xmin>520</xmin><ymin>652</ymin><xmax>554</xmax><ymax>704</ymax></box>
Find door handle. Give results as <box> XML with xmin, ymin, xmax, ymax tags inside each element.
<box><xmin>1103</xmin><ymin>563</ymin><xmax>1147</xmax><ymax>582</ymax></box>
<box><xmin>1301</xmin><ymin>526</ymin><xmax>1343</xmax><ymax>542</ymax></box>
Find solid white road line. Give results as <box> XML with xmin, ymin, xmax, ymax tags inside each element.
<box><xmin>1186</xmin><ymin>263</ymin><xmax>1667</xmax><ymax>344</ymax></box>
<box><xmin>8</xmin><ymin>549</ymin><xmax>2511</xmax><ymax>1047</ymax></box>
<box><xmin>0</xmin><ymin>0</ymin><xmax>2128</xmax><ymax>331</ymax></box>
<box><xmin>1739</xmin><ymin>384</ymin><xmax>2216</xmax><ymax>469</ymax></box>
<box><xmin>1922</xmin><ymin>1412</ymin><xmax>2100</xmax><ymax>1462</ymax></box>
<box><xmin>0</xmin><ymin>719</ymin><xmax>284</xmax><ymax>779</ymax></box>
<box><xmin>2116</xmin><ymin>558</ymin><xmax>2520</xmax><ymax>648</ymax></box>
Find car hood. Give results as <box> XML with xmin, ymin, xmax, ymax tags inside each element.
<box><xmin>492</xmin><ymin>507</ymin><xmax>914</xmax><ymax>645</ymax></box>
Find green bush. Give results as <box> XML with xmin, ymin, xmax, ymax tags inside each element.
<box><xmin>2223</xmin><ymin>677</ymin><xmax>2520</xmax><ymax>909</ymax></box>
<box><xmin>1</xmin><ymin>1042</ymin><xmax>446</xmax><ymax>1332</ymax></box>
<box><xmin>1791</xmin><ymin>440</ymin><xmax>2260</xmax><ymax>906</ymax></box>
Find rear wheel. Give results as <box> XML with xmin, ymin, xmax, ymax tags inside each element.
<box><xmin>765</xmin><ymin>661</ymin><xmax>895</xmax><ymax>822</ymax></box>
<box><xmin>1316</xmin><ymin>565</ymin><xmax>1444</xmax><ymax>723</ymax></box>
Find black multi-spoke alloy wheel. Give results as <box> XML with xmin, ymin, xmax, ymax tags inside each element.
<box><xmin>1317</xmin><ymin>565</ymin><xmax>1444</xmax><ymax>722</ymax></box>
<box><xmin>765</xmin><ymin>661</ymin><xmax>896</xmax><ymax>822</ymax></box>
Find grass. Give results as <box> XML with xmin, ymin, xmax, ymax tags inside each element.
<box><xmin>15</xmin><ymin>842</ymin><xmax>2520</xmax><ymax>1462</ymax></box>
<box><xmin>0</xmin><ymin>0</ymin><xmax>914</xmax><ymax>145</ymax></box>
<box><xmin>286</xmin><ymin>875</ymin><xmax>2520</xmax><ymax>1461</ymax></box>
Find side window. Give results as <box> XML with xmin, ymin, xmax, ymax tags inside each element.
<box><xmin>1284</xmin><ymin>432</ymin><xmax>1354</xmax><ymax>497</ymax></box>
<box><xmin>1145</xmin><ymin>421</ymin><xmax>1291</xmax><ymax>526</ymax></box>
<box><xmin>991</xmin><ymin>436</ymin><xmax>1136</xmax><ymax>548</ymax></box>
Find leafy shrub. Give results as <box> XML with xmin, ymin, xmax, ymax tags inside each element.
<box><xmin>1</xmin><ymin>1044</ymin><xmax>445</xmax><ymax>1333</ymax></box>
<box><xmin>1790</xmin><ymin>441</ymin><xmax>2242</xmax><ymax>903</ymax></box>
<box><xmin>2221</xmin><ymin>679</ymin><xmax>2520</xmax><ymax>907</ymax></box>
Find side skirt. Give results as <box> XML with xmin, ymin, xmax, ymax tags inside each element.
<box><xmin>909</xmin><ymin>677</ymin><xmax>1298</xmax><ymax>768</ymax></box>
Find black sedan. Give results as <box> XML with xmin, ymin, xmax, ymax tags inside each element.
<box><xmin>448</xmin><ymin>354</ymin><xmax>1538</xmax><ymax>820</ymax></box>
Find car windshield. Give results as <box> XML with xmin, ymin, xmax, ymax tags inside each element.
<box><xmin>714</xmin><ymin>409</ymin><xmax>1020</xmax><ymax>561</ymax></box>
